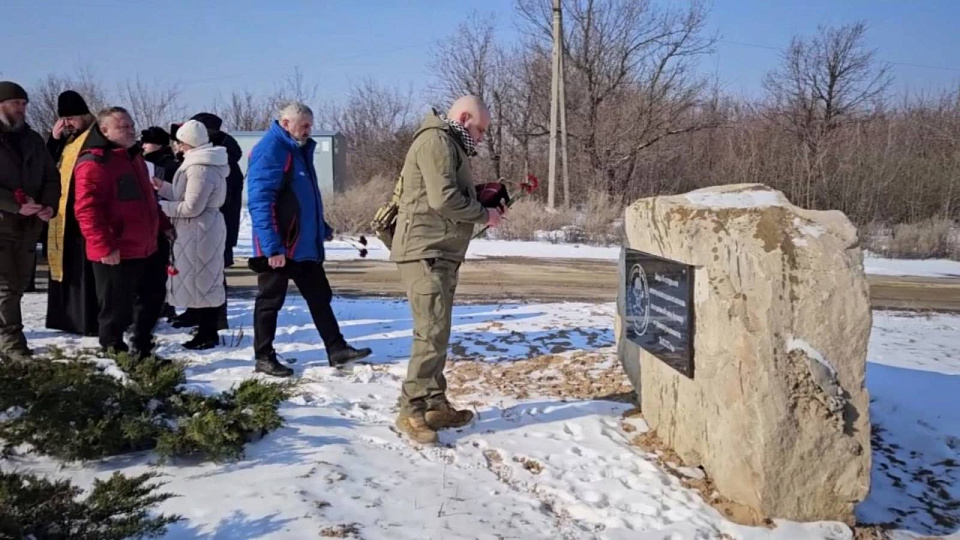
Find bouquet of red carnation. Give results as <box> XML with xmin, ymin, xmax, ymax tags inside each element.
<box><xmin>13</xmin><ymin>189</ymin><xmax>28</xmax><ymax>205</ymax></box>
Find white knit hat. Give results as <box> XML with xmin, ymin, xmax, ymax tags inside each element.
<box><xmin>175</xmin><ymin>119</ymin><xmax>209</xmax><ymax>148</ymax></box>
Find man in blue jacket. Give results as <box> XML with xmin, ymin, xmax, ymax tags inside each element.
<box><xmin>247</xmin><ymin>101</ymin><xmax>371</xmax><ymax>377</ymax></box>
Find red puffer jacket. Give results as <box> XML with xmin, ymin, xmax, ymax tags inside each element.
<box><xmin>74</xmin><ymin>128</ymin><xmax>160</xmax><ymax>261</ymax></box>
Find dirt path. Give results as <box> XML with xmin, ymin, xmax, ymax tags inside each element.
<box><xmin>223</xmin><ymin>257</ymin><xmax>960</xmax><ymax>311</ymax></box>
<box><xmin>34</xmin><ymin>257</ymin><xmax>960</xmax><ymax>310</ymax></box>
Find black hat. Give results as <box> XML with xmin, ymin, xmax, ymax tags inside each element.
<box><xmin>191</xmin><ymin>112</ymin><xmax>222</xmax><ymax>131</ymax></box>
<box><xmin>57</xmin><ymin>90</ymin><xmax>90</xmax><ymax>117</ymax></box>
<box><xmin>0</xmin><ymin>81</ymin><xmax>28</xmax><ymax>103</ymax></box>
<box><xmin>169</xmin><ymin>122</ymin><xmax>182</xmax><ymax>141</ymax></box>
<box><xmin>141</xmin><ymin>126</ymin><xmax>170</xmax><ymax>146</ymax></box>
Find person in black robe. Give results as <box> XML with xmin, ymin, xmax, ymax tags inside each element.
<box><xmin>45</xmin><ymin>91</ymin><xmax>100</xmax><ymax>336</ymax></box>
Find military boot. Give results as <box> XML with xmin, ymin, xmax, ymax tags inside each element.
<box><xmin>424</xmin><ymin>401</ymin><xmax>475</xmax><ymax>431</ymax></box>
<box><xmin>395</xmin><ymin>410</ymin><xmax>438</xmax><ymax>444</ymax></box>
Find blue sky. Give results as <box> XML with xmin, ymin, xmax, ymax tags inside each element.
<box><xmin>3</xmin><ymin>0</ymin><xmax>959</xmax><ymax>113</ymax></box>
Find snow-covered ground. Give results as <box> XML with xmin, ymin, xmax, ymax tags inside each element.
<box><xmin>3</xmin><ymin>293</ymin><xmax>958</xmax><ymax>539</ymax></box>
<box><xmin>238</xmin><ymin>211</ymin><xmax>960</xmax><ymax>277</ymax></box>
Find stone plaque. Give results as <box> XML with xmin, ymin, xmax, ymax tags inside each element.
<box><xmin>621</xmin><ymin>248</ymin><xmax>695</xmax><ymax>378</ymax></box>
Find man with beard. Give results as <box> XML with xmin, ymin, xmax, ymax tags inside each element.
<box><xmin>169</xmin><ymin>112</ymin><xmax>239</xmax><ymax>331</ymax></box>
<box><xmin>0</xmin><ymin>81</ymin><xmax>60</xmax><ymax>361</ymax></box>
<box><xmin>44</xmin><ymin>90</ymin><xmax>101</xmax><ymax>336</ymax></box>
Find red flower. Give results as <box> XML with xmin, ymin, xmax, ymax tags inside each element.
<box><xmin>166</xmin><ymin>265</ymin><xmax>179</xmax><ymax>276</ymax></box>
<box><xmin>13</xmin><ymin>189</ymin><xmax>28</xmax><ymax>205</ymax></box>
<box><xmin>521</xmin><ymin>174</ymin><xmax>539</xmax><ymax>194</ymax></box>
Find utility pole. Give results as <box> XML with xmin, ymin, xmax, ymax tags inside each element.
<box><xmin>558</xmin><ymin>23</ymin><xmax>570</xmax><ymax>208</ymax></box>
<box><xmin>547</xmin><ymin>0</ymin><xmax>569</xmax><ymax>209</ymax></box>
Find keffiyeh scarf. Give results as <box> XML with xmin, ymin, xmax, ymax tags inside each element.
<box><xmin>438</xmin><ymin>111</ymin><xmax>478</xmax><ymax>157</ymax></box>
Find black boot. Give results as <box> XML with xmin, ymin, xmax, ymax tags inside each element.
<box><xmin>328</xmin><ymin>344</ymin><xmax>372</xmax><ymax>369</ymax></box>
<box><xmin>216</xmin><ymin>303</ymin><xmax>228</xmax><ymax>331</ymax></box>
<box><xmin>171</xmin><ymin>309</ymin><xmax>200</xmax><ymax>329</ymax></box>
<box><xmin>255</xmin><ymin>353</ymin><xmax>294</xmax><ymax>377</ymax></box>
<box><xmin>184</xmin><ymin>332</ymin><xmax>219</xmax><ymax>351</ymax></box>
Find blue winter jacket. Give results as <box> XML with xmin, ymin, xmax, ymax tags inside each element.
<box><xmin>248</xmin><ymin>121</ymin><xmax>327</xmax><ymax>262</ymax></box>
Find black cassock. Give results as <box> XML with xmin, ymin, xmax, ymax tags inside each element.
<box><xmin>45</xmin><ymin>186</ymin><xmax>99</xmax><ymax>336</ymax></box>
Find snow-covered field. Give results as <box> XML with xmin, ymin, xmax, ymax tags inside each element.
<box><xmin>238</xmin><ymin>211</ymin><xmax>960</xmax><ymax>277</ymax></box>
<box><xmin>3</xmin><ymin>292</ymin><xmax>959</xmax><ymax>539</ymax></box>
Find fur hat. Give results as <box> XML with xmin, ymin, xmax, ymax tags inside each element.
<box><xmin>140</xmin><ymin>126</ymin><xmax>170</xmax><ymax>146</ymax></box>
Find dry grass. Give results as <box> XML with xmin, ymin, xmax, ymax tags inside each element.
<box><xmin>494</xmin><ymin>199</ymin><xmax>577</xmax><ymax>241</ymax></box>
<box><xmin>882</xmin><ymin>218</ymin><xmax>956</xmax><ymax>259</ymax></box>
<box><xmin>324</xmin><ymin>176</ymin><xmax>394</xmax><ymax>235</ymax></box>
<box><xmin>581</xmin><ymin>190</ymin><xmax>624</xmax><ymax>244</ymax></box>
<box><xmin>493</xmin><ymin>193</ymin><xmax>624</xmax><ymax>244</ymax></box>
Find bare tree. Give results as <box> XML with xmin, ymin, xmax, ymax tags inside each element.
<box><xmin>212</xmin><ymin>67</ymin><xmax>318</xmax><ymax>132</ymax></box>
<box><xmin>28</xmin><ymin>67</ymin><xmax>108</xmax><ymax>134</ymax></box>
<box><xmin>117</xmin><ymin>77</ymin><xmax>185</xmax><ymax>129</ymax></box>
<box><xmin>320</xmin><ymin>79</ymin><xmax>418</xmax><ymax>186</ymax></box>
<box><xmin>213</xmin><ymin>90</ymin><xmax>274</xmax><ymax>131</ymax></box>
<box><xmin>763</xmin><ymin>22</ymin><xmax>893</xmax><ymax>206</ymax></box>
<box><xmin>272</xmin><ymin>66</ymin><xmax>318</xmax><ymax>108</ymax></box>
<box><xmin>500</xmin><ymin>44</ymin><xmax>552</xmax><ymax>180</ymax></box>
<box><xmin>430</xmin><ymin>12</ymin><xmax>511</xmax><ymax>179</ymax></box>
<box><xmin>516</xmin><ymin>0</ymin><xmax>717</xmax><ymax>198</ymax></box>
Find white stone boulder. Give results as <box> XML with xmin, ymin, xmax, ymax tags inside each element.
<box><xmin>616</xmin><ymin>183</ymin><xmax>871</xmax><ymax>523</ymax></box>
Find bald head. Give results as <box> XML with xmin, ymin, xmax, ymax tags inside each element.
<box><xmin>447</xmin><ymin>95</ymin><xmax>491</xmax><ymax>144</ymax></box>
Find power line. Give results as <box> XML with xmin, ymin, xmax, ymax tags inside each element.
<box><xmin>717</xmin><ymin>38</ymin><xmax>960</xmax><ymax>73</ymax></box>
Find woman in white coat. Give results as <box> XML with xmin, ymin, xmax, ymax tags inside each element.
<box><xmin>153</xmin><ymin>120</ymin><xmax>228</xmax><ymax>349</ymax></box>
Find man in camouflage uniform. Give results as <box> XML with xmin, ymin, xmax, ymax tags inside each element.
<box><xmin>390</xmin><ymin>96</ymin><xmax>502</xmax><ymax>444</ymax></box>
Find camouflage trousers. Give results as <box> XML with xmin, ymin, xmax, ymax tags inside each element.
<box><xmin>397</xmin><ymin>258</ymin><xmax>460</xmax><ymax>413</ymax></box>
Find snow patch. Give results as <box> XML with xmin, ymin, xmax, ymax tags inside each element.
<box><xmin>684</xmin><ymin>190</ymin><xmax>783</xmax><ymax>209</ymax></box>
<box><xmin>0</xmin><ymin>406</ymin><xmax>25</xmax><ymax>422</ymax></box>
<box><xmin>793</xmin><ymin>217</ymin><xmax>826</xmax><ymax>238</ymax></box>
<box><xmin>863</xmin><ymin>253</ymin><xmax>960</xmax><ymax>278</ymax></box>
<box><xmin>787</xmin><ymin>337</ymin><xmax>838</xmax><ymax>378</ymax></box>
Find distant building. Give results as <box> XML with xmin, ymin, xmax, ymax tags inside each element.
<box><xmin>232</xmin><ymin>130</ymin><xmax>347</xmax><ymax>201</ymax></box>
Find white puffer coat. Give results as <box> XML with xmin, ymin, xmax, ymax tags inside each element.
<box><xmin>158</xmin><ymin>144</ymin><xmax>228</xmax><ymax>308</ymax></box>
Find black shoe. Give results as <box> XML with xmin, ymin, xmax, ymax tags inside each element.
<box><xmin>184</xmin><ymin>333</ymin><xmax>219</xmax><ymax>351</ymax></box>
<box><xmin>255</xmin><ymin>354</ymin><xmax>294</xmax><ymax>377</ymax></box>
<box><xmin>171</xmin><ymin>310</ymin><xmax>199</xmax><ymax>329</ymax></box>
<box><xmin>328</xmin><ymin>345</ymin><xmax>372</xmax><ymax>368</ymax></box>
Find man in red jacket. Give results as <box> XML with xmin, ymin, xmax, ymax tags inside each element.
<box><xmin>74</xmin><ymin>106</ymin><xmax>165</xmax><ymax>355</ymax></box>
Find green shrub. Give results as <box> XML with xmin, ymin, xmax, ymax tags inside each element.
<box><xmin>0</xmin><ymin>470</ymin><xmax>179</xmax><ymax>539</ymax></box>
<box><xmin>0</xmin><ymin>351</ymin><xmax>293</xmax><ymax>463</ymax></box>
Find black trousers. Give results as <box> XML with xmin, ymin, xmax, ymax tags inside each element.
<box><xmin>91</xmin><ymin>247</ymin><xmax>166</xmax><ymax>352</ymax></box>
<box><xmin>253</xmin><ymin>260</ymin><xmax>346</xmax><ymax>358</ymax></box>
